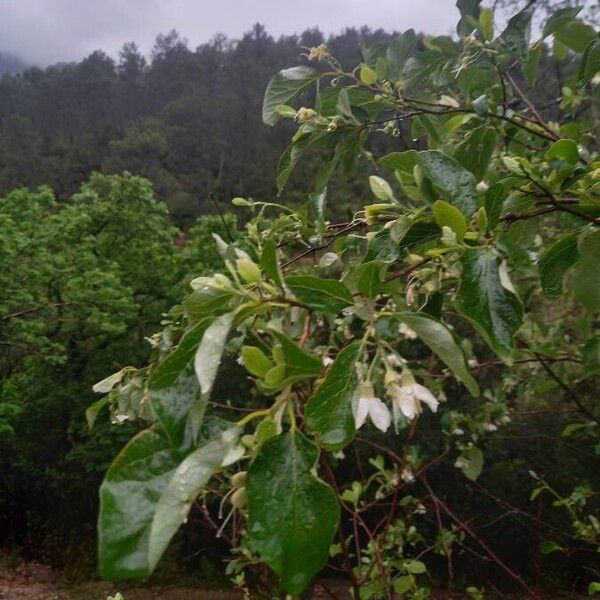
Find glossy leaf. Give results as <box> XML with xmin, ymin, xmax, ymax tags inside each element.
<box><xmin>357</xmin><ymin>261</ymin><xmax>384</xmax><ymax>298</ymax></box>
<box><xmin>194</xmin><ymin>312</ymin><xmax>233</xmax><ymax>395</ymax></box>
<box><xmin>453</xmin><ymin>127</ymin><xmax>497</xmax><ymax>181</ymax></box>
<box><xmin>148</xmin><ymin>428</ymin><xmax>240</xmax><ymax>570</ymax></box>
<box><xmin>542</xmin><ymin>6</ymin><xmax>582</xmax><ymax>39</ymax></box>
<box><xmin>386</xmin><ymin>29</ymin><xmax>416</xmax><ymax>80</ymax></box>
<box><xmin>484</xmin><ymin>183</ymin><xmax>507</xmax><ymax>230</ymax></box>
<box><xmin>395</xmin><ymin>312</ymin><xmax>479</xmax><ymax>396</ymax></box>
<box><xmin>458</xmin><ymin>446</ymin><xmax>484</xmax><ymax>481</ymax></box>
<box><xmin>573</xmin><ymin>231</ymin><xmax>600</xmax><ymax>312</ymax></box>
<box><xmin>305</xmin><ymin>341</ymin><xmax>361</xmax><ymax>450</ymax></box>
<box><xmin>247</xmin><ymin>432</ymin><xmax>340</xmax><ymax>595</ymax></box>
<box><xmin>432</xmin><ymin>199</ymin><xmax>468</xmax><ymax>239</ymax></box>
<box><xmin>270</xmin><ymin>330</ymin><xmax>323</xmax><ymax>385</ymax></box>
<box><xmin>494</xmin><ymin>10</ymin><xmax>531</xmax><ymax>64</ymax></box>
<box><xmin>286</xmin><ymin>275</ymin><xmax>354</xmax><ymax>313</ymax></box>
<box><xmin>98</xmin><ymin>429</ymin><xmax>181</xmax><ymax>579</ymax></box>
<box><xmin>149</xmin><ymin>318</ymin><xmax>212</xmax><ymax>390</ymax></box>
<box><xmin>260</xmin><ymin>239</ymin><xmax>285</xmax><ymax>288</ymax></box>
<box><xmin>149</xmin><ymin>368</ymin><xmax>200</xmax><ymax>449</ymax></box>
<box><xmin>241</xmin><ymin>346</ymin><xmax>274</xmax><ymax>378</ymax></box>
<box><xmin>418</xmin><ymin>150</ymin><xmax>479</xmax><ymax>216</ymax></box>
<box><xmin>456</xmin><ymin>249</ymin><xmax>523</xmax><ymax>361</ymax></box>
<box><xmin>545</xmin><ymin>139</ymin><xmax>579</xmax><ymax>165</ymax></box>
<box><xmin>262</xmin><ymin>66</ymin><xmax>318</xmax><ymax>126</ymax></box>
<box><xmin>554</xmin><ymin>19</ymin><xmax>596</xmax><ymax>52</ymax></box>
<box><xmin>539</xmin><ymin>231</ymin><xmax>579</xmax><ymax>298</ymax></box>
<box><xmin>579</xmin><ymin>38</ymin><xmax>600</xmax><ymax>83</ymax></box>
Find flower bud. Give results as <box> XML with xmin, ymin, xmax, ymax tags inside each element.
<box><xmin>231</xmin><ymin>471</ymin><xmax>247</xmax><ymax>488</ymax></box>
<box><xmin>296</xmin><ymin>107</ymin><xmax>318</xmax><ymax>123</ymax></box>
<box><xmin>236</xmin><ymin>258</ymin><xmax>261</xmax><ymax>283</ymax></box>
<box><xmin>230</xmin><ymin>487</ymin><xmax>247</xmax><ymax>509</ymax></box>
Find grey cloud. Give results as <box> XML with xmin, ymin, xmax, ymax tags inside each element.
<box><xmin>0</xmin><ymin>0</ymin><xmax>458</xmax><ymax>65</ymax></box>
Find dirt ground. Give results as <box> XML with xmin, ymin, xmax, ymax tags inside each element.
<box><xmin>0</xmin><ymin>563</ymin><xmax>352</xmax><ymax>600</ymax></box>
<box><xmin>0</xmin><ymin>563</ymin><xmax>591</xmax><ymax>600</ymax></box>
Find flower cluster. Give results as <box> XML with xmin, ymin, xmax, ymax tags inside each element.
<box><xmin>352</xmin><ymin>368</ymin><xmax>439</xmax><ymax>432</ymax></box>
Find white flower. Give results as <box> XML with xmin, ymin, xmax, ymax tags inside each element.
<box><xmin>398</xmin><ymin>323</ymin><xmax>417</xmax><ymax>339</ymax></box>
<box><xmin>401</xmin><ymin>467</ymin><xmax>415</xmax><ymax>483</ymax></box>
<box><xmin>387</xmin><ymin>372</ymin><xmax>439</xmax><ymax>421</ymax></box>
<box><xmin>353</xmin><ymin>382</ymin><xmax>391</xmax><ymax>432</ymax></box>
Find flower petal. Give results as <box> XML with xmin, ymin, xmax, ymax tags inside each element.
<box><xmin>354</xmin><ymin>396</ymin><xmax>370</xmax><ymax>429</ymax></box>
<box><xmin>414</xmin><ymin>383</ymin><xmax>439</xmax><ymax>412</ymax></box>
<box><xmin>396</xmin><ymin>388</ymin><xmax>419</xmax><ymax>419</ymax></box>
<box><xmin>369</xmin><ymin>397</ymin><xmax>391</xmax><ymax>432</ymax></box>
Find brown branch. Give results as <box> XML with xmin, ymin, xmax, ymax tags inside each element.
<box><xmin>421</xmin><ymin>479</ymin><xmax>538</xmax><ymax>598</ymax></box>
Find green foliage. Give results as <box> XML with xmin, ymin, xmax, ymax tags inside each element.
<box><xmin>94</xmin><ymin>6</ymin><xmax>600</xmax><ymax>596</ymax></box>
<box><xmin>0</xmin><ymin>2</ymin><xmax>596</xmax><ymax>597</ymax></box>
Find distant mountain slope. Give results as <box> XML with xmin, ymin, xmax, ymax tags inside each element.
<box><xmin>0</xmin><ymin>52</ymin><xmax>27</xmax><ymax>75</ymax></box>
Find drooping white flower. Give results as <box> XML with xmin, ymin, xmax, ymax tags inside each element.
<box><xmin>387</xmin><ymin>372</ymin><xmax>439</xmax><ymax>421</ymax></box>
<box><xmin>353</xmin><ymin>382</ymin><xmax>391</xmax><ymax>432</ymax></box>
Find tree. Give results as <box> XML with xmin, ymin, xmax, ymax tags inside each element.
<box><xmin>94</xmin><ymin>3</ymin><xmax>600</xmax><ymax>597</ymax></box>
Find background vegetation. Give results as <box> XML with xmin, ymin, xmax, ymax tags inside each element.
<box><xmin>0</xmin><ymin>1</ymin><xmax>599</xmax><ymax>596</ymax></box>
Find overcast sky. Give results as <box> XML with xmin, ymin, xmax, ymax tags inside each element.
<box><xmin>0</xmin><ymin>0</ymin><xmax>462</xmax><ymax>66</ymax></box>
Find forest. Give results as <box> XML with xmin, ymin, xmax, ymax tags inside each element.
<box><xmin>1</xmin><ymin>1</ymin><xmax>600</xmax><ymax>599</ymax></box>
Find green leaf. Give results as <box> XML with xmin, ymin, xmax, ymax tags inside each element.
<box><xmin>247</xmin><ymin>431</ymin><xmax>340</xmax><ymax>596</ymax></box>
<box><xmin>395</xmin><ymin>312</ymin><xmax>479</xmax><ymax>396</ymax></box>
<box><xmin>484</xmin><ymin>183</ymin><xmax>507</xmax><ymax>230</ymax></box>
<box><xmin>394</xmin><ymin>576</ymin><xmax>414</xmax><ymax>594</ymax></box>
<box><xmin>307</xmin><ymin>188</ymin><xmax>328</xmax><ymax>230</ymax></box>
<box><xmin>432</xmin><ymin>199</ymin><xmax>468</xmax><ymax>240</ymax></box>
<box><xmin>357</xmin><ymin>261</ymin><xmax>384</xmax><ymax>299</ymax></box>
<box><xmin>579</xmin><ymin>38</ymin><xmax>600</xmax><ymax>83</ymax></box>
<box><xmin>286</xmin><ymin>275</ymin><xmax>354</xmax><ymax>313</ymax></box>
<box><xmin>379</xmin><ymin>149</ymin><xmax>419</xmax><ymax>172</ymax></box>
<box><xmin>457</xmin><ymin>0</ymin><xmax>482</xmax><ymax>37</ymax></box>
<box><xmin>418</xmin><ymin>150</ymin><xmax>479</xmax><ymax>216</ymax></box>
<box><xmin>86</xmin><ymin>395</ymin><xmax>110</xmax><ymax>429</ymax></box>
<box><xmin>336</xmin><ymin>88</ymin><xmax>354</xmax><ymax>119</ymax></box>
<box><xmin>554</xmin><ymin>19</ymin><xmax>596</xmax><ymax>53</ymax></box>
<box><xmin>147</xmin><ymin>428</ymin><xmax>240</xmax><ymax>571</ymax></box>
<box><xmin>149</xmin><ymin>368</ymin><xmax>200</xmax><ymax>449</ymax></box>
<box><xmin>524</xmin><ymin>41</ymin><xmax>543</xmax><ymax>85</ymax></box>
<box><xmin>99</xmin><ymin>427</ymin><xmax>239</xmax><ymax>580</ymax></box>
<box><xmin>98</xmin><ymin>429</ymin><xmax>181</xmax><ymax>579</ymax></box>
<box><xmin>538</xmin><ymin>231</ymin><xmax>579</xmax><ymax>298</ymax></box>
<box><xmin>241</xmin><ymin>346</ymin><xmax>274</xmax><ymax>378</ymax></box>
<box><xmin>405</xmin><ymin>560</ymin><xmax>427</xmax><ymax>574</ymax></box>
<box><xmin>573</xmin><ymin>231</ymin><xmax>600</xmax><ymax>312</ymax></box>
<box><xmin>456</xmin><ymin>249</ymin><xmax>523</xmax><ymax>361</ymax></box>
<box><xmin>386</xmin><ymin>29</ymin><xmax>416</xmax><ymax>80</ymax></box>
<box><xmin>305</xmin><ymin>341</ymin><xmax>361</xmax><ymax>450</ymax></box>
<box><xmin>588</xmin><ymin>581</ymin><xmax>600</xmax><ymax>595</ymax></box>
<box><xmin>184</xmin><ymin>288</ymin><xmax>233</xmax><ymax>321</ymax></box>
<box><xmin>260</xmin><ymin>239</ymin><xmax>285</xmax><ymax>288</ymax></box>
<box><xmin>458</xmin><ymin>446</ymin><xmax>484</xmax><ymax>481</ymax></box>
<box><xmin>453</xmin><ymin>127</ymin><xmax>497</xmax><ymax>181</ymax></box>
<box><xmin>562</xmin><ymin>422</ymin><xmax>589</xmax><ymax>437</ymax></box>
<box><xmin>270</xmin><ymin>330</ymin><xmax>323</xmax><ymax>385</ymax></box>
<box><xmin>479</xmin><ymin>7</ymin><xmax>494</xmax><ymax>41</ymax></box>
<box><xmin>539</xmin><ymin>540</ymin><xmax>563</xmax><ymax>555</ymax></box>
<box><xmin>149</xmin><ymin>318</ymin><xmax>212</xmax><ymax>390</ymax></box>
<box><xmin>494</xmin><ymin>10</ymin><xmax>531</xmax><ymax>64</ymax></box>
<box><xmin>262</xmin><ymin>66</ymin><xmax>319</xmax><ymax>126</ymax></box>
<box><xmin>542</xmin><ymin>6</ymin><xmax>582</xmax><ymax>39</ymax></box>
<box><xmin>369</xmin><ymin>175</ymin><xmax>395</xmax><ymax>201</ymax></box>
<box><xmin>194</xmin><ymin>313</ymin><xmax>233</xmax><ymax>396</ymax></box>
<box><xmin>545</xmin><ymin>139</ymin><xmax>579</xmax><ymax>165</ymax></box>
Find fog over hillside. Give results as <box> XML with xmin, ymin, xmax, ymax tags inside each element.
<box><xmin>0</xmin><ymin>52</ymin><xmax>28</xmax><ymax>75</ymax></box>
